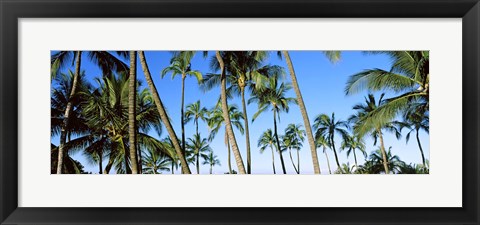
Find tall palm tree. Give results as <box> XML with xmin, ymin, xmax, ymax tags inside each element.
<box><xmin>215</xmin><ymin>51</ymin><xmax>246</xmax><ymax>174</ymax></box>
<box><xmin>202</xmin><ymin>151</ymin><xmax>221</xmax><ymax>174</ymax></box>
<box><xmin>51</xmin><ymin>71</ymin><xmax>92</xmax><ymax>173</ymax></box>
<box><xmin>207</xmin><ymin>103</ymin><xmax>244</xmax><ymax>174</ymax></box>
<box><xmin>205</xmin><ymin>51</ymin><xmax>284</xmax><ymax>174</ymax></box>
<box><xmin>313</xmin><ymin>113</ymin><xmax>348</xmax><ymax>173</ymax></box>
<box><xmin>185</xmin><ymin>100</ymin><xmax>208</xmax><ymax>136</ymax></box>
<box><xmin>161</xmin><ymin>51</ymin><xmax>203</xmax><ymax>162</ymax></box>
<box><xmin>250</xmin><ymin>77</ymin><xmax>296</xmax><ymax>174</ymax></box>
<box><xmin>142</xmin><ymin>147</ymin><xmax>171</xmax><ymax>174</ymax></box>
<box><xmin>138</xmin><ymin>51</ymin><xmax>191</xmax><ymax>174</ymax></box>
<box><xmin>366</xmin><ymin>147</ymin><xmax>405</xmax><ymax>174</ymax></box>
<box><xmin>258</xmin><ymin>129</ymin><xmax>278</xmax><ymax>174</ymax></box>
<box><xmin>340</xmin><ymin>133</ymin><xmax>367</xmax><ymax>169</ymax></box>
<box><xmin>345</xmin><ymin>51</ymin><xmax>429</xmax><ymax>136</ymax></box>
<box><xmin>400</xmin><ymin>106</ymin><xmax>429</xmax><ymax>166</ymax></box>
<box><xmin>186</xmin><ymin>134</ymin><xmax>212</xmax><ymax>174</ymax></box>
<box><xmin>281</xmin><ymin>51</ymin><xmax>341</xmax><ymax>174</ymax></box>
<box><xmin>284</xmin><ymin>124</ymin><xmax>305</xmax><ymax>174</ymax></box>
<box><xmin>77</xmin><ymin>74</ymin><xmax>168</xmax><ymax>174</ymax></box>
<box><xmin>128</xmin><ymin>51</ymin><xmax>139</xmax><ymax>174</ymax></box>
<box><xmin>51</xmin><ymin>50</ymin><xmax>128</xmax><ymax>174</ymax></box>
<box><xmin>348</xmin><ymin>94</ymin><xmax>402</xmax><ymax>174</ymax></box>
<box><xmin>315</xmin><ymin>135</ymin><xmax>332</xmax><ymax>174</ymax></box>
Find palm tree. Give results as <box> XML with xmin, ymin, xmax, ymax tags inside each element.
<box><xmin>258</xmin><ymin>129</ymin><xmax>278</xmax><ymax>174</ymax></box>
<box><xmin>250</xmin><ymin>76</ymin><xmax>296</xmax><ymax>174</ymax></box>
<box><xmin>348</xmin><ymin>94</ymin><xmax>402</xmax><ymax>174</ymax></box>
<box><xmin>284</xmin><ymin>124</ymin><xmax>305</xmax><ymax>174</ymax></box>
<box><xmin>51</xmin><ymin>70</ymin><xmax>92</xmax><ymax>173</ymax></box>
<box><xmin>215</xmin><ymin>51</ymin><xmax>246</xmax><ymax>174</ymax></box>
<box><xmin>335</xmin><ymin>163</ymin><xmax>354</xmax><ymax>174</ymax></box>
<box><xmin>128</xmin><ymin>51</ymin><xmax>139</xmax><ymax>174</ymax></box>
<box><xmin>185</xmin><ymin>100</ymin><xmax>208</xmax><ymax>136</ymax></box>
<box><xmin>313</xmin><ymin>113</ymin><xmax>348</xmax><ymax>173</ymax></box>
<box><xmin>141</xmin><ymin>147</ymin><xmax>171</xmax><ymax>174</ymax></box>
<box><xmin>205</xmin><ymin>51</ymin><xmax>284</xmax><ymax>174</ymax></box>
<box><xmin>315</xmin><ymin>135</ymin><xmax>332</xmax><ymax>174</ymax></box>
<box><xmin>51</xmin><ymin>51</ymin><xmax>128</xmax><ymax>174</ymax></box>
<box><xmin>161</xmin><ymin>51</ymin><xmax>203</xmax><ymax>162</ymax></box>
<box><xmin>345</xmin><ymin>51</ymin><xmax>429</xmax><ymax>137</ymax></box>
<box><xmin>138</xmin><ymin>51</ymin><xmax>191</xmax><ymax>174</ymax></box>
<box><xmin>366</xmin><ymin>147</ymin><xmax>405</xmax><ymax>174</ymax></box>
<box><xmin>400</xmin><ymin>106</ymin><xmax>429</xmax><ymax>166</ymax></box>
<box><xmin>340</xmin><ymin>133</ymin><xmax>367</xmax><ymax>169</ymax></box>
<box><xmin>202</xmin><ymin>151</ymin><xmax>221</xmax><ymax>174</ymax></box>
<box><xmin>75</xmin><ymin>74</ymin><xmax>169</xmax><ymax>174</ymax></box>
<box><xmin>207</xmin><ymin>103</ymin><xmax>244</xmax><ymax>174</ymax></box>
<box><xmin>281</xmin><ymin>51</ymin><xmax>341</xmax><ymax>174</ymax></box>
<box><xmin>186</xmin><ymin>134</ymin><xmax>212</xmax><ymax>174</ymax></box>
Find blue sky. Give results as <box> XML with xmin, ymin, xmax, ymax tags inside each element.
<box><xmin>52</xmin><ymin>51</ymin><xmax>429</xmax><ymax>174</ymax></box>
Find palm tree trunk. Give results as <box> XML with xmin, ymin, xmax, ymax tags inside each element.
<box><xmin>171</xmin><ymin>161</ymin><xmax>174</xmax><ymax>174</ymax></box>
<box><xmin>98</xmin><ymin>151</ymin><xmax>103</xmax><ymax>174</ymax></box>
<box><xmin>210</xmin><ymin>165</ymin><xmax>213</xmax><ymax>174</ymax></box>
<box><xmin>273</xmin><ymin>110</ymin><xmax>287</xmax><ymax>174</ymax></box>
<box><xmin>289</xmin><ymin>148</ymin><xmax>299</xmax><ymax>174</ymax></box>
<box><xmin>104</xmin><ymin>149</ymin><xmax>115</xmax><ymax>174</ymax></box>
<box><xmin>181</xmin><ymin>75</ymin><xmax>186</xmax><ymax>173</ymax></box>
<box><xmin>353</xmin><ymin>148</ymin><xmax>358</xmax><ymax>169</ymax></box>
<box><xmin>330</xmin><ymin>137</ymin><xmax>342</xmax><ymax>172</ymax></box>
<box><xmin>416</xmin><ymin>129</ymin><xmax>426</xmax><ymax>166</ymax></box>
<box><xmin>282</xmin><ymin>51</ymin><xmax>321</xmax><ymax>174</ymax></box>
<box><xmin>136</xmin><ymin>133</ymin><xmax>143</xmax><ymax>174</ymax></box>
<box><xmin>216</xmin><ymin>51</ymin><xmax>246</xmax><ymax>174</ymax></box>
<box><xmin>122</xmin><ymin>139</ymin><xmax>131</xmax><ymax>174</ymax></box>
<box><xmin>324</xmin><ymin>147</ymin><xmax>332</xmax><ymax>174</ymax></box>
<box><xmin>57</xmin><ymin>51</ymin><xmax>82</xmax><ymax>174</ymax></box>
<box><xmin>138</xmin><ymin>51</ymin><xmax>191</xmax><ymax>174</ymax></box>
<box><xmin>297</xmin><ymin>149</ymin><xmax>300</xmax><ymax>174</ymax></box>
<box><xmin>240</xmin><ymin>88</ymin><xmax>252</xmax><ymax>174</ymax></box>
<box><xmin>270</xmin><ymin>146</ymin><xmax>276</xmax><ymax>174</ymax></box>
<box><xmin>377</xmin><ymin>128</ymin><xmax>390</xmax><ymax>174</ymax></box>
<box><xmin>196</xmin><ymin>154</ymin><xmax>200</xmax><ymax>174</ymax></box>
<box><xmin>128</xmin><ymin>51</ymin><xmax>139</xmax><ymax>174</ymax></box>
<box><xmin>226</xmin><ymin>132</ymin><xmax>233</xmax><ymax>174</ymax></box>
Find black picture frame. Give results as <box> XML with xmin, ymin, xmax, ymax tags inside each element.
<box><xmin>1</xmin><ymin>0</ymin><xmax>479</xmax><ymax>224</ymax></box>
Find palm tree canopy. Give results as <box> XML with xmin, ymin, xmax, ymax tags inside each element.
<box><xmin>161</xmin><ymin>51</ymin><xmax>203</xmax><ymax>82</ymax></box>
<box><xmin>313</xmin><ymin>112</ymin><xmax>349</xmax><ymax>144</ymax></box>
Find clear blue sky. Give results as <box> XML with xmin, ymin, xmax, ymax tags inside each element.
<box><xmin>52</xmin><ymin>51</ymin><xmax>429</xmax><ymax>174</ymax></box>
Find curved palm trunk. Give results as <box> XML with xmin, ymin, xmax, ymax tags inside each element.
<box><xmin>377</xmin><ymin>128</ymin><xmax>390</xmax><ymax>174</ymax></box>
<box><xmin>353</xmin><ymin>148</ymin><xmax>358</xmax><ymax>169</ymax></box>
<box><xmin>270</xmin><ymin>146</ymin><xmax>276</xmax><ymax>174</ymax></box>
<box><xmin>297</xmin><ymin>149</ymin><xmax>300</xmax><ymax>174</ymax></box>
<box><xmin>57</xmin><ymin>51</ymin><xmax>82</xmax><ymax>174</ymax></box>
<box><xmin>138</xmin><ymin>51</ymin><xmax>191</xmax><ymax>174</ymax></box>
<box><xmin>225</xmin><ymin>132</ymin><xmax>233</xmax><ymax>174</ymax></box>
<box><xmin>324</xmin><ymin>147</ymin><xmax>332</xmax><ymax>174</ymax></box>
<box><xmin>273</xmin><ymin>110</ymin><xmax>287</xmax><ymax>174</ymax></box>
<box><xmin>240</xmin><ymin>88</ymin><xmax>252</xmax><ymax>174</ymax></box>
<box><xmin>282</xmin><ymin>51</ymin><xmax>321</xmax><ymax>174</ymax></box>
<box><xmin>180</xmin><ymin>75</ymin><xmax>186</xmax><ymax>173</ymax></box>
<box><xmin>171</xmin><ymin>161</ymin><xmax>174</xmax><ymax>174</ymax></box>
<box><xmin>330</xmin><ymin>137</ymin><xmax>342</xmax><ymax>173</ymax></box>
<box><xmin>128</xmin><ymin>51</ymin><xmax>139</xmax><ymax>174</ymax></box>
<box><xmin>216</xmin><ymin>51</ymin><xmax>246</xmax><ymax>174</ymax></box>
<box><xmin>288</xmin><ymin>148</ymin><xmax>299</xmax><ymax>174</ymax></box>
<box><xmin>416</xmin><ymin>129</ymin><xmax>426</xmax><ymax>166</ymax></box>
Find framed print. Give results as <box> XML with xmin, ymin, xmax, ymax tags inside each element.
<box><xmin>1</xmin><ymin>0</ymin><xmax>479</xmax><ymax>224</ymax></box>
